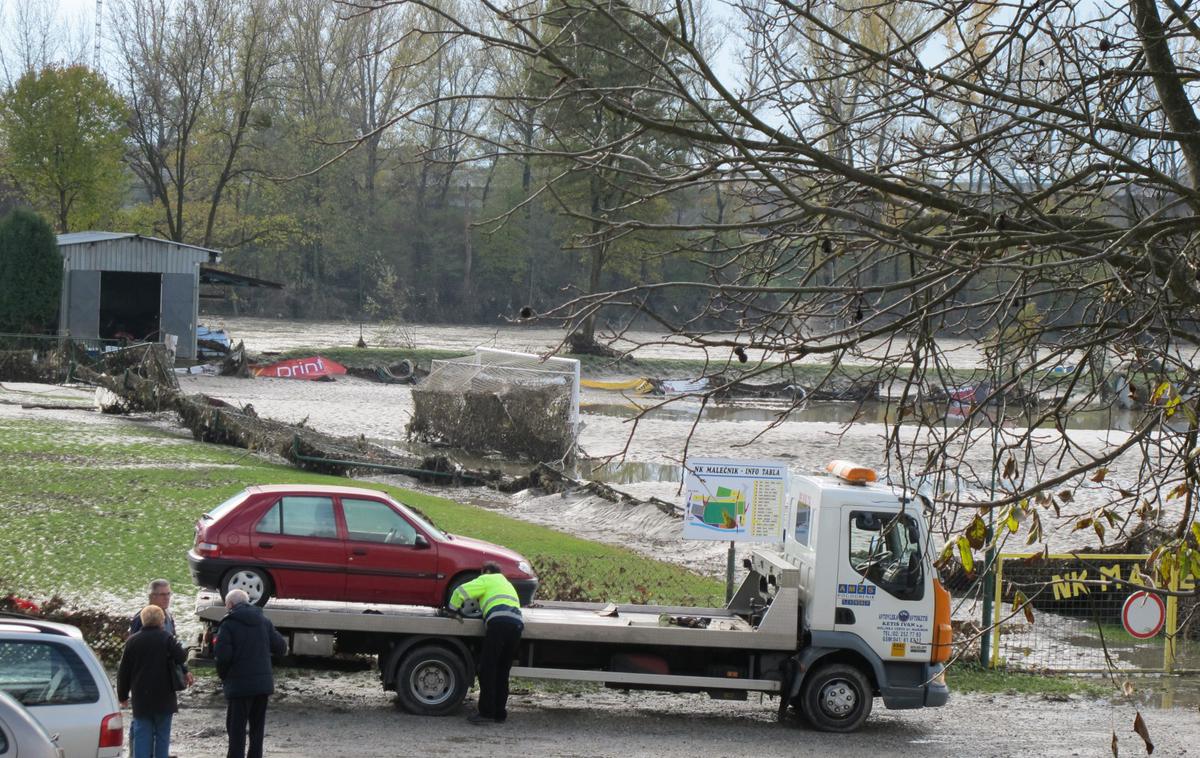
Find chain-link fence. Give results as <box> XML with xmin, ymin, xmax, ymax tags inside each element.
<box><xmin>991</xmin><ymin>553</ymin><xmax>1198</xmax><ymax>673</ymax></box>
<box><xmin>0</xmin><ymin>332</ymin><xmax>125</xmax><ymax>385</ymax></box>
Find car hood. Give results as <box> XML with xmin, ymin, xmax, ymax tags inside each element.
<box><xmin>445</xmin><ymin>534</ymin><xmax>528</xmax><ymax>566</ymax></box>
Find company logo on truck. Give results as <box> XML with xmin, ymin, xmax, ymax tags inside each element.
<box><xmin>837</xmin><ymin>583</ymin><xmax>876</xmax><ymax>607</ymax></box>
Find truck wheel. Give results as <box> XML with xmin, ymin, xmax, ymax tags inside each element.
<box><xmin>221</xmin><ymin>567</ymin><xmax>273</xmax><ymax>607</ymax></box>
<box><xmin>798</xmin><ymin>663</ymin><xmax>873</xmax><ymax>733</ymax></box>
<box><xmin>395</xmin><ymin>645</ymin><xmax>468</xmax><ymax>716</ymax></box>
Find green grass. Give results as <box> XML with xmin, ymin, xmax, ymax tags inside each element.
<box><xmin>946</xmin><ymin>663</ymin><xmax>1111</xmax><ymax>698</ymax></box>
<box><xmin>0</xmin><ymin>418</ymin><xmax>721</xmax><ymax>607</ymax></box>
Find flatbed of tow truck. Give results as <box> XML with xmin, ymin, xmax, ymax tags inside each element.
<box><xmin>192</xmin><ymin>464</ymin><xmax>951</xmax><ymax>732</ymax></box>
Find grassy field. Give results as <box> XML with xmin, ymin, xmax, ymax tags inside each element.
<box><xmin>946</xmin><ymin>663</ymin><xmax>1112</xmax><ymax>698</ymax></box>
<box><xmin>0</xmin><ymin>417</ymin><xmax>722</xmax><ymax>607</ymax></box>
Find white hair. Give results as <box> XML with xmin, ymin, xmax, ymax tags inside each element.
<box><xmin>225</xmin><ymin>589</ymin><xmax>250</xmax><ymax>609</ymax></box>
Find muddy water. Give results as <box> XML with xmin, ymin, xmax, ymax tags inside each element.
<box><xmin>210</xmin><ymin>315</ymin><xmax>993</xmax><ymax>367</ymax></box>
<box><xmin>210</xmin><ymin>318</ymin><xmax>1161</xmax><ymax>508</ymax></box>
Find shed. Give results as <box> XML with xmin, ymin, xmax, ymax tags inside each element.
<box><xmin>56</xmin><ymin>232</ymin><xmax>220</xmax><ymax>360</ymax></box>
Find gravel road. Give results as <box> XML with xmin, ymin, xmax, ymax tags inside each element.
<box><xmin>165</xmin><ymin>668</ymin><xmax>1195</xmax><ymax>758</ymax></box>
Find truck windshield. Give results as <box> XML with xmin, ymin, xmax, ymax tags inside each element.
<box><xmin>848</xmin><ymin>511</ymin><xmax>924</xmax><ymax>601</ymax></box>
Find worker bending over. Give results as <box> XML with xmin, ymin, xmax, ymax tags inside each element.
<box><xmin>448</xmin><ymin>561</ymin><xmax>524</xmax><ymax>724</ymax></box>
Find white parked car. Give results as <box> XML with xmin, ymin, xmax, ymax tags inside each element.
<box><xmin>0</xmin><ymin>689</ymin><xmax>64</xmax><ymax>758</ymax></box>
<box><xmin>0</xmin><ymin>615</ymin><xmax>122</xmax><ymax>758</ymax></box>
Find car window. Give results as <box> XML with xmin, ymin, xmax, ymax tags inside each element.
<box><xmin>205</xmin><ymin>490</ymin><xmax>252</xmax><ymax>523</ymax></box>
<box><xmin>847</xmin><ymin>510</ymin><xmax>924</xmax><ymax>601</ymax></box>
<box><xmin>256</xmin><ymin>496</ymin><xmax>338</xmax><ymax>539</ymax></box>
<box><xmin>385</xmin><ymin>497</ymin><xmax>446</xmax><ymax>539</ymax></box>
<box><xmin>0</xmin><ymin>640</ymin><xmax>100</xmax><ymax>706</ymax></box>
<box><xmin>342</xmin><ymin>498</ymin><xmax>418</xmax><ymax>545</ymax></box>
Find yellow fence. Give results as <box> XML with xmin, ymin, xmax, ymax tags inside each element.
<box><xmin>990</xmin><ymin>553</ymin><xmax>1193</xmax><ymax>673</ymax></box>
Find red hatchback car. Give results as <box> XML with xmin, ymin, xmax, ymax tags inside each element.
<box><xmin>187</xmin><ymin>484</ymin><xmax>538</xmax><ymax>608</ymax></box>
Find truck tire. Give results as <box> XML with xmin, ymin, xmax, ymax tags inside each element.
<box><xmin>395</xmin><ymin>645</ymin><xmax>469</xmax><ymax>716</ymax></box>
<box><xmin>221</xmin><ymin>567</ymin><xmax>273</xmax><ymax>607</ymax></box>
<box><xmin>798</xmin><ymin>663</ymin><xmax>872</xmax><ymax>733</ymax></box>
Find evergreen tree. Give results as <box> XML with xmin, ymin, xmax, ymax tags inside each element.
<box><xmin>0</xmin><ymin>209</ymin><xmax>62</xmax><ymax>333</ymax></box>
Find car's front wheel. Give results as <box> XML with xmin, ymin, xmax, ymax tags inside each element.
<box><xmin>444</xmin><ymin>572</ymin><xmax>480</xmax><ymax>614</ymax></box>
<box><xmin>221</xmin><ymin>567</ymin><xmax>273</xmax><ymax>607</ymax></box>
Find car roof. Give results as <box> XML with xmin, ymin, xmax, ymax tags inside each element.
<box><xmin>245</xmin><ymin>484</ymin><xmax>394</xmax><ymax>498</ymax></box>
<box><xmin>0</xmin><ymin>614</ymin><xmax>85</xmax><ymax>640</ymax></box>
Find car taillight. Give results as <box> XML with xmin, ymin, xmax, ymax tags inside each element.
<box><xmin>99</xmin><ymin>712</ymin><xmax>123</xmax><ymax>748</ymax></box>
<box><xmin>197</xmin><ymin>542</ymin><xmax>221</xmax><ymax>557</ymax></box>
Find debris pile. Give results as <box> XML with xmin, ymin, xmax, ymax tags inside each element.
<box><xmin>409</xmin><ymin>360</ymin><xmax>576</xmax><ymax>462</ymax></box>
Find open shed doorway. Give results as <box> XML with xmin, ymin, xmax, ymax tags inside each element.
<box><xmin>99</xmin><ymin>271</ymin><xmax>161</xmax><ymax>342</ymax></box>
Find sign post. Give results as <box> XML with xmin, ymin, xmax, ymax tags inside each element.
<box><xmin>681</xmin><ymin>458</ymin><xmax>789</xmax><ymax>600</ymax></box>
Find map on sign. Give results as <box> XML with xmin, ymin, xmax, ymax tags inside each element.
<box><xmin>682</xmin><ymin>458</ymin><xmax>789</xmax><ymax>542</ymax></box>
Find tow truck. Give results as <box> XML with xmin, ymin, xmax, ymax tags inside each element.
<box><xmin>194</xmin><ymin>460</ymin><xmax>952</xmax><ymax>732</ymax></box>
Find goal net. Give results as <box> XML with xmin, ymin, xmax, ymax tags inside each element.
<box><xmin>408</xmin><ymin>349</ymin><xmax>580</xmax><ymax>462</ymax></box>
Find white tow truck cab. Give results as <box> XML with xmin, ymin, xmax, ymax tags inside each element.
<box><xmin>194</xmin><ymin>460</ymin><xmax>951</xmax><ymax>732</ymax></box>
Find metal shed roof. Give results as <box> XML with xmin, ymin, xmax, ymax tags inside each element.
<box><xmin>57</xmin><ymin>231</ymin><xmax>221</xmax><ymax>260</ymax></box>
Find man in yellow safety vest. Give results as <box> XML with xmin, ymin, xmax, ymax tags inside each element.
<box><xmin>448</xmin><ymin>561</ymin><xmax>525</xmax><ymax>724</ymax></box>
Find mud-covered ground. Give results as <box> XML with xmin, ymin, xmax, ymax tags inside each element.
<box><xmin>166</xmin><ymin>667</ymin><xmax>1194</xmax><ymax>758</ymax></box>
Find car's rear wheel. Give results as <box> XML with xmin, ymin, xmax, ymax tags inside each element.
<box><xmin>221</xmin><ymin>567</ymin><xmax>273</xmax><ymax>607</ymax></box>
<box><xmin>395</xmin><ymin>645</ymin><xmax>468</xmax><ymax>716</ymax></box>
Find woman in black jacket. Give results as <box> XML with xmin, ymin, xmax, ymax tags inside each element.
<box><xmin>117</xmin><ymin>604</ymin><xmax>189</xmax><ymax>758</ymax></box>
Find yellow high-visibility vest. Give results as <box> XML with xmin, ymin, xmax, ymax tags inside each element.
<box><xmin>449</xmin><ymin>573</ymin><xmax>522</xmax><ymax>622</ymax></box>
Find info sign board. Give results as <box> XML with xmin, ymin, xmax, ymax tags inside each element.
<box><xmin>682</xmin><ymin>458</ymin><xmax>789</xmax><ymax>543</ymax></box>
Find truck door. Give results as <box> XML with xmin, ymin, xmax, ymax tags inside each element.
<box><xmin>835</xmin><ymin>508</ymin><xmax>933</xmax><ymax>662</ymax></box>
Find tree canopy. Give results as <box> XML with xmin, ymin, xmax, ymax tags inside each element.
<box><xmin>0</xmin><ymin>65</ymin><xmax>127</xmax><ymax>232</ymax></box>
<box><xmin>355</xmin><ymin>0</ymin><xmax>1200</xmax><ymax>588</ymax></box>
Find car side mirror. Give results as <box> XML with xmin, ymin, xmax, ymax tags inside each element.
<box><xmin>413</xmin><ymin>534</ymin><xmax>430</xmax><ymax>549</ymax></box>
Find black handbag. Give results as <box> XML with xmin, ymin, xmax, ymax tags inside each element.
<box><xmin>170</xmin><ymin>661</ymin><xmax>187</xmax><ymax>691</ymax></box>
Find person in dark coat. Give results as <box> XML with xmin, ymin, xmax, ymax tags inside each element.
<box><xmin>129</xmin><ymin>578</ymin><xmax>194</xmax><ymax>687</ymax></box>
<box><xmin>117</xmin><ymin>605</ymin><xmax>189</xmax><ymax>758</ymax></box>
<box><xmin>214</xmin><ymin>589</ymin><xmax>287</xmax><ymax>758</ymax></box>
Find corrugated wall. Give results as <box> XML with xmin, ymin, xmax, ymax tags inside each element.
<box><xmin>59</xmin><ymin>237</ymin><xmax>208</xmax><ymax>274</ymax></box>
<box><xmin>57</xmin><ymin>237</ymin><xmax>207</xmax><ymax>360</ymax></box>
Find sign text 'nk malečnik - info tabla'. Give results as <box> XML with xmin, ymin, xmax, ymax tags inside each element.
<box><xmin>682</xmin><ymin>458</ymin><xmax>790</xmax><ymax>543</ymax></box>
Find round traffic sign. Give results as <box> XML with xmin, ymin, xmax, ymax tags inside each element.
<box><xmin>1121</xmin><ymin>591</ymin><xmax>1165</xmax><ymax>639</ymax></box>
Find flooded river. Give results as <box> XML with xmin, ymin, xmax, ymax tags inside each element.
<box><xmin>186</xmin><ymin>317</ymin><xmax>1178</xmax><ymax>551</ymax></box>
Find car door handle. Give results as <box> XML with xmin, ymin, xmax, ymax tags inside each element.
<box><xmin>258</xmin><ymin>541</ymin><xmax>274</xmax><ymax>549</ymax></box>
<box><xmin>352</xmin><ymin>548</ymin><xmax>368</xmax><ymax>556</ymax></box>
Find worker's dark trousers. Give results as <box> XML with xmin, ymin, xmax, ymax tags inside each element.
<box><xmin>225</xmin><ymin>693</ymin><xmax>269</xmax><ymax>758</ymax></box>
<box><xmin>478</xmin><ymin>616</ymin><xmax>524</xmax><ymax>721</ymax></box>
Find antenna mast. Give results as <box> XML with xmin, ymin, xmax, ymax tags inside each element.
<box><xmin>94</xmin><ymin>0</ymin><xmax>102</xmax><ymax>68</ymax></box>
